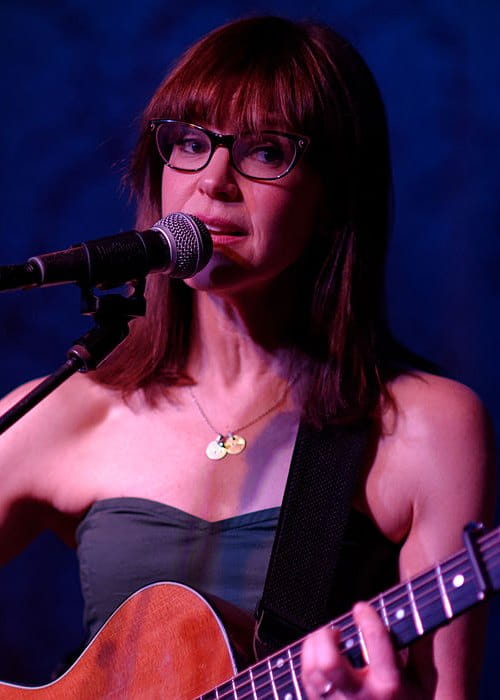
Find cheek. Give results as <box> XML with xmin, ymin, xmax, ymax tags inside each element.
<box><xmin>161</xmin><ymin>169</ymin><xmax>190</xmax><ymax>213</ymax></box>
<box><xmin>256</xmin><ymin>185</ymin><xmax>322</xmax><ymax>260</ymax></box>
<box><xmin>161</xmin><ymin>169</ymin><xmax>169</xmax><ymax>206</ymax></box>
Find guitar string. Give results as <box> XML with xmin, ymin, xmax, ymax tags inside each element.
<box><xmin>209</xmin><ymin>549</ymin><xmax>499</xmax><ymax>700</ymax></box>
<box><xmin>204</xmin><ymin>541</ymin><xmax>499</xmax><ymax>700</ymax></box>
<box><xmin>208</xmin><ymin>546</ymin><xmax>500</xmax><ymax>700</ymax></box>
<box><xmin>209</xmin><ymin>548</ymin><xmax>493</xmax><ymax>700</ymax></box>
<box><xmin>294</xmin><ymin>543</ymin><xmax>500</xmax><ymax>647</ymax></box>
<box><xmin>206</xmin><ymin>562</ymin><xmax>497</xmax><ymax>700</ymax></box>
<box><xmin>336</xmin><ymin>550</ymin><xmax>500</xmax><ymax>638</ymax></box>
<box><xmin>198</xmin><ymin>535</ymin><xmax>500</xmax><ymax>698</ymax></box>
<box><xmin>327</xmin><ymin>547</ymin><xmax>500</xmax><ymax>643</ymax></box>
<box><xmin>325</xmin><ymin>540</ymin><xmax>500</xmax><ymax>632</ymax></box>
<box><xmin>210</xmin><ymin>551</ymin><xmax>500</xmax><ymax>700</ymax></box>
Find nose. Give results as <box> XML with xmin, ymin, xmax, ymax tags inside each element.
<box><xmin>198</xmin><ymin>146</ymin><xmax>240</xmax><ymax>202</ymax></box>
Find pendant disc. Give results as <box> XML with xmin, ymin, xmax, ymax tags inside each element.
<box><xmin>206</xmin><ymin>440</ymin><xmax>227</xmax><ymax>460</ymax></box>
<box><xmin>224</xmin><ymin>434</ymin><xmax>246</xmax><ymax>455</ymax></box>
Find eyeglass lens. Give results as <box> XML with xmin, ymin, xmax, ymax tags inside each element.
<box><xmin>155</xmin><ymin>122</ymin><xmax>298</xmax><ymax>179</ymax></box>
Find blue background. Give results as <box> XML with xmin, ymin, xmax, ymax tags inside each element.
<box><xmin>0</xmin><ymin>0</ymin><xmax>498</xmax><ymax>695</ymax></box>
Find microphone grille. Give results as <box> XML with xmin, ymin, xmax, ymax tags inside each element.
<box><xmin>152</xmin><ymin>213</ymin><xmax>212</xmax><ymax>278</ymax></box>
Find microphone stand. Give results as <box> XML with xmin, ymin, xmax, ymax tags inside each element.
<box><xmin>0</xmin><ymin>280</ymin><xmax>146</xmax><ymax>435</ymax></box>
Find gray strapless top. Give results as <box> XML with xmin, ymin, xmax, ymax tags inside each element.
<box><xmin>76</xmin><ymin>496</ymin><xmax>400</xmax><ymax>640</ymax></box>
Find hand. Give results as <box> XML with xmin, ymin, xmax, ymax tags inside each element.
<box><xmin>301</xmin><ymin>602</ymin><xmax>410</xmax><ymax>699</ymax></box>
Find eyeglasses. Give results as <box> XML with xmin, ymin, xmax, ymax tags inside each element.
<box><xmin>149</xmin><ymin>119</ymin><xmax>310</xmax><ymax>181</ymax></box>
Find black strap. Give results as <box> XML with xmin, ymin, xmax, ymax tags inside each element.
<box><xmin>255</xmin><ymin>419</ymin><xmax>371</xmax><ymax>651</ymax></box>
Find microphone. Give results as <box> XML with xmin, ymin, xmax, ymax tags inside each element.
<box><xmin>0</xmin><ymin>213</ymin><xmax>212</xmax><ymax>291</ymax></box>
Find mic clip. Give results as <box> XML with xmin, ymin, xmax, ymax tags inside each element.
<box><xmin>0</xmin><ymin>279</ymin><xmax>147</xmax><ymax>436</ymax></box>
<box><xmin>68</xmin><ymin>278</ymin><xmax>147</xmax><ymax>372</ymax></box>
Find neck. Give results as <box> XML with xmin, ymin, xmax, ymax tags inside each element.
<box><xmin>182</xmin><ymin>281</ymin><xmax>307</xmax><ymax>455</ymax></box>
<box><xmin>189</xmin><ymin>282</ymin><xmax>301</xmax><ymax>388</ymax></box>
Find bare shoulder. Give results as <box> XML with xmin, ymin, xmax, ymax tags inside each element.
<box><xmin>0</xmin><ymin>373</ymin><xmax>116</xmax><ymax>502</ymax></box>
<box><xmin>367</xmin><ymin>372</ymin><xmax>494</xmax><ymax>550</ymax></box>
<box><xmin>0</xmin><ymin>372</ymin><xmax>116</xmax><ymax>449</ymax></box>
<box><xmin>393</xmin><ymin>371</ymin><xmax>492</xmax><ymax>473</ymax></box>
<box><xmin>384</xmin><ymin>371</ymin><xmax>495</xmax><ymax>557</ymax></box>
<box><xmin>386</xmin><ymin>371</ymin><xmax>493</xmax><ymax>469</ymax></box>
<box><xmin>389</xmin><ymin>370</ymin><xmax>489</xmax><ymax>425</ymax></box>
<box><xmin>0</xmin><ymin>373</ymin><xmax>119</xmax><ymax>559</ymax></box>
<box><xmin>0</xmin><ymin>375</ymin><xmax>110</xmax><ymax>561</ymax></box>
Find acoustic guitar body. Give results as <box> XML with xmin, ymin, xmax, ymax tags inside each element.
<box><xmin>0</xmin><ymin>582</ymin><xmax>246</xmax><ymax>699</ymax></box>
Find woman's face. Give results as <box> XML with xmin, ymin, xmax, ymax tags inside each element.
<box><xmin>160</xmin><ymin>121</ymin><xmax>325</xmax><ymax>297</ymax></box>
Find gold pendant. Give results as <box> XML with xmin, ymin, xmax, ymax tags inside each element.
<box><xmin>206</xmin><ymin>438</ymin><xmax>227</xmax><ymax>460</ymax></box>
<box><xmin>223</xmin><ymin>434</ymin><xmax>246</xmax><ymax>455</ymax></box>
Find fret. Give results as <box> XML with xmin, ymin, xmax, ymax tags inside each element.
<box><xmin>231</xmin><ymin>669</ymin><xmax>257</xmax><ymax>700</ymax></box>
<box><xmin>359</xmin><ymin>626</ymin><xmax>370</xmax><ymax>664</ymax></box>
<box><xmin>442</xmin><ymin>558</ymin><xmax>478</xmax><ymax>616</ymax></box>
<box><xmin>406</xmin><ymin>581</ymin><xmax>424</xmax><ymax>636</ymax></box>
<box><xmin>339</xmin><ymin>618</ymin><xmax>365</xmax><ymax>668</ymax></box>
<box><xmin>200</xmin><ymin>684</ymin><xmax>221</xmax><ymax>699</ymax></box>
<box><xmin>204</xmin><ymin>677</ymin><xmax>236</xmax><ymax>700</ymax></box>
<box><xmin>377</xmin><ymin>594</ymin><xmax>390</xmax><ymax>629</ymax></box>
<box><xmin>267</xmin><ymin>658</ymin><xmax>280</xmax><ymax>700</ymax></box>
<box><xmin>407</xmin><ymin>569</ymin><xmax>446</xmax><ymax>636</ymax></box>
<box><xmin>264</xmin><ymin>650</ymin><xmax>302</xmax><ymax>700</ymax></box>
<box><xmin>249</xmin><ymin>666</ymin><xmax>257</xmax><ymax>698</ymax></box>
<box><xmin>287</xmin><ymin>646</ymin><xmax>304</xmax><ymax>699</ymax></box>
<box><xmin>383</xmin><ymin>585</ymin><xmax>420</xmax><ymax>646</ymax></box>
<box><xmin>247</xmin><ymin>664</ymin><xmax>263</xmax><ymax>697</ymax></box>
<box><xmin>463</xmin><ymin>522</ymin><xmax>489</xmax><ymax>598</ymax></box>
<box><xmin>437</xmin><ymin>564</ymin><xmax>453</xmax><ymax>619</ymax></box>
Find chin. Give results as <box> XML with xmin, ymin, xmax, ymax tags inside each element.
<box><xmin>185</xmin><ymin>253</ymin><xmax>274</xmax><ymax>298</ymax></box>
<box><xmin>184</xmin><ymin>251</ymin><xmax>243</xmax><ymax>292</ymax></box>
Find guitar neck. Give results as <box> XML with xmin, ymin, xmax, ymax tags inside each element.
<box><xmin>336</xmin><ymin>525</ymin><xmax>499</xmax><ymax>666</ymax></box>
<box><xmin>199</xmin><ymin>524</ymin><xmax>500</xmax><ymax>699</ymax></box>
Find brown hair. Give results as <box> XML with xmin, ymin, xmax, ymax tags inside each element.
<box><xmin>95</xmin><ymin>16</ymin><xmax>399</xmax><ymax>426</ymax></box>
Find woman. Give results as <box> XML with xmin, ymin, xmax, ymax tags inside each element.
<box><xmin>0</xmin><ymin>16</ymin><xmax>494</xmax><ymax>698</ymax></box>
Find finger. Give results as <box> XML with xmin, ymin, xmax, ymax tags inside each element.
<box><xmin>301</xmin><ymin>627</ymin><xmax>338</xmax><ymax>698</ymax></box>
<box><xmin>353</xmin><ymin>602</ymin><xmax>401</xmax><ymax>692</ymax></box>
<box><xmin>301</xmin><ymin>625</ymin><xmax>361</xmax><ymax>698</ymax></box>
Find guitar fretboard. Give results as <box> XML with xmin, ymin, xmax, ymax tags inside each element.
<box><xmin>199</xmin><ymin>526</ymin><xmax>500</xmax><ymax>699</ymax></box>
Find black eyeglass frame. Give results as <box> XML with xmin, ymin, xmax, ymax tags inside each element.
<box><xmin>149</xmin><ymin>119</ymin><xmax>311</xmax><ymax>181</ymax></box>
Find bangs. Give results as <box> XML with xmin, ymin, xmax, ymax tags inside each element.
<box><xmin>145</xmin><ymin>17</ymin><xmax>334</xmax><ymax>138</ymax></box>
<box><xmin>132</xmin><ymin>16</ymin><xmax>388</xmax><ymax>233</ymax></box>
<box><xmin>153</xmin><ymin>74</ymin><xmax>308</xmax><ymax>135</ymax></box>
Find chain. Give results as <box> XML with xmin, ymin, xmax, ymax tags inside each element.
<box><xmin>188</xmin><ymin>376</ymin><xmax>297</xmax><ymax>437</ymax></box>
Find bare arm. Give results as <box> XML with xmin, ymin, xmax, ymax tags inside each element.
<box><xmin>0</xmin><ymin>378</ymin><xmax>91</xmax><ymax>562</ymax></box>
<box><xmin>0</xmin><ymin>380</ymin><xmax>53</xmax><ymax>562</ymax></box>
<box><xmin>302</xmin><ymin>375</ymin><xmax>496</xmax><ymax>699</ymax></box>
<box><xmin>397</xmin><ymin>378</ymin><xmax>495</xmax><ymax>697</ymax></box>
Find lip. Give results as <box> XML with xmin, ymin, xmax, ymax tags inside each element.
<box><xmin>209</xmin><ymin>233</ymin><xmax>247</xmax><ymax>246</ymax></box>
<box><xmin>192</xmin><ymin>214</ymin><xmax>248</xmax><ymax>239</ymax></box>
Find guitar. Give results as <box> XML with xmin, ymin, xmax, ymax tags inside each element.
<box><xmin>0</xmin><ymin>523</ymin><xmax>497</xmax><ymax>699</ymax></box>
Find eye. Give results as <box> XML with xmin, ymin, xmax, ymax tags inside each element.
<box><xmin>175</xmin><ymin>137</ymin><xmax>210</xmax><ymax>156</ymax></box>
<box><xmin>248</xmin><ymin>142</ymin><xmax>286</xmax><ymax>166</ymax></box>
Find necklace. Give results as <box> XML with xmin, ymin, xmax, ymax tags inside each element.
<box><xmin>188</xmin><ymin>378</ymin><xmax>296</xmax><ymax>460</ymax></box>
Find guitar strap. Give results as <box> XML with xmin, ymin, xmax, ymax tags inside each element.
<box><xmin>255</xmin><ymin>418</ymin><xmax>372</xmax><ymax>652</ymax></box>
